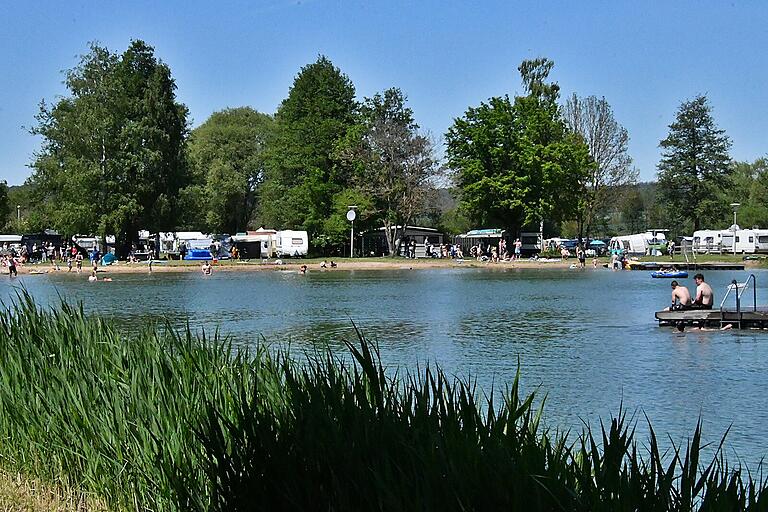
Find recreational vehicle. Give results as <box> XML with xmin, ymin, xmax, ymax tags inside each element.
<box><xmin>176</xmin><ymin>232</ymin><xmax>213</xmax><ymax>250</ymax></box>
<box><xmin>231</xmin><ymin>229</ymin><xmax>278</xmax><ymax>259</ymax></box>
<box><xmin>72</xmin><ymin>235</ymin><xmax>103</xmax><ymax>252</ymax></box>
<box><xmin>520</xmin><ymin>231</ymin><xmax>543</xmax><ymax>255</ymax></box>
<box><xmin>692</xmin><ymin>230</ymin><xmax>722</xmax><ymax>254</ymax></box>
<box><xmin>275</xmin><ymin>230</ymin><xmax>309</xmax><ymax>258</ymax></box>
<box><xmin>0</xmin><ymin>235</ymin><xmax>22</xmax><ymax>254</ymax></box>
<box><xmin>609</xmin><ymin>231</ymin><xmax>667</xmax><ymax>256</ymax></box>
<box><xmin>156</xmin><ymin>232</ymin><xmax>177</xmax><ymax>258</ymax></box>
<box><xmin>720</xmin><ymin>229</ymin><xmax>756</xmax><ymax>254</ymax></box>
<box><xmin>455</xmin><ymin>229</ymin><xmax>505</xmax><ymax>256</ymax></box>
<box><xmin>754</xmin><ymin>229</ymin><xmax>768</xmax><ymax>253</ymax></box>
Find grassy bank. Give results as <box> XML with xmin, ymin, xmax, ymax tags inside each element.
<box><xmin>0</xmin><ymin>291</ymin><xmax>766</xmax><ymax>511</ymax></box>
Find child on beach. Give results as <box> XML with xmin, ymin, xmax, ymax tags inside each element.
<box><xmin>5</xmin><ymin>255</ymin><xmax>17</xmax><ymax>277</ymax></box>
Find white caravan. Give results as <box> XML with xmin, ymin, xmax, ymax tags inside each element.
<box><xmin>609</xmin><ymin>231</ymin><xmax>666</xmax><ymax>256</ymax></box>
<box><xmin>73</xmin><ymin>235</ymin><xmax>103</xmax><ymax>252</ymax></box>
<box><xmin>0</xmin><ymin>235</ymin><xmax>22</xmax><ymax>253</ymax></box>
<box><xmin>176</xmin><ymin>231</ymin><xmax>213</xmax><ymax>250</ymax></box>
<box><xmin>231</xmin><ymin>229</ymin><xmax>278</xmax><ymax>258</ymax></box>
<box><xmin>720</xmin><ymin>229</ymin><xmax>757</xmax><ymax>254</ymax></box>
<box><xmin>276</xmin><ymin>230</ymin><xmax>309</xmax><ymax>258</ymax></box>
<box><xmin>754</xmin><ymin>229</ymin><xmax>768</xmax><ymax>253</ymax></box>
<box><xmin>692</xmin><ymin>230</ymin><xmax>723</xmax><ymax>254</ymax></box>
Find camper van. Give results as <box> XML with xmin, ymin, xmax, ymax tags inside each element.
<box><xmin>609</xmin><ymin>231</ymin><xmax>667</xmax><ymax>256</ymax></box>
<box><xmin>0</xmin><ymin>235</ymin><xmax>23</xmax><ymax>254</ymax></box>
<box><xmin>754</xmin><ymin>229</ymin><xmax>768</xmax><ymax>253</ymax></box>
<box><xmin>519</xmin><ymin>231</ymin><xmax>543</xmax><ymax>255</ymax></box>
<box><xmin>72</xmin><ymin>235</ymin><xmax>103</xmax><ymax>252</ymax></box>
<box><xmin>176</xmin><ymin>232</ymin><xmax>213</xmax><ymax>250</ymax></box>
<box><xmin>692</xmin><ymin>230</ymin><xmax>722</xmax><ymax>254</ymax></box>
<box><xmin>720</xmin><ymin>229</ymin><xmax>756</xmax><ymax>254</ymax></box>
<box><xmin>231</xmin><ymin>229</ymin><xmax>278</xmax><ymax>259</ymax></box>
<box><xmin>275</xmin><ymin>230</ymin><xmax>309</xmax><ymax>258</ymax></box>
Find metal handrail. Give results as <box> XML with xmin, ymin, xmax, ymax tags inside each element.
<box><xmin>739</xmin><ymin>274</ymin><xmax>757</xmax><ymax>312</ymax></box>
<box><xmin>719</xmin><ymin>274</ymin><xmax>757</xmax><ymax>315</ymax></box>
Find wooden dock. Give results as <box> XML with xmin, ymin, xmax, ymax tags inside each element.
<box><xmin>655</xmin><ymin>308</ymin><xmax>768</xmax><ymax>328</ymax></box>
<box><xmin>629</xmin><ymin>262</ymin><xmax>745</xmax><ymax>271</ymax></box>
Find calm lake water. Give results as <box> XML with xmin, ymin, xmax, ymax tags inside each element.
<box><xmin>3</xmin><ymin>265</ymin><xmax>768</xmax><ymax>463</ymax></box>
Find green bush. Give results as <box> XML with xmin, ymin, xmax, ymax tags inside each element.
<box><xmin>0</xmin><ymin>290</ymin><xmax>765</xmax><ymax>510</ymax></box>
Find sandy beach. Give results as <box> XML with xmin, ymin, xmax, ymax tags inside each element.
<box><xmin>14</xmin><ymin>257</ymin><xmax>589</xmax><ymax>275</ymax></box>
<box><xmin>12</xmin><ymin>256</ymin><xmax>762</xmax><ymax>276</ymax></box>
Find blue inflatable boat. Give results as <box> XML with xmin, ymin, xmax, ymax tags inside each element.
<box><xmin>651</xmin><ymin>270</ymin><xmax>688</xmax><ymax>279</ymax></box>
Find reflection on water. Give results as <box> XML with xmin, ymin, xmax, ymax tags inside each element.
<box><xmin>3</xmin><ymin>266</ymin><xmax>768</xmax><ymax>462</ymax></box>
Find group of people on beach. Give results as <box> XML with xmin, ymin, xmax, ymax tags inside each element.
<box><xmin>468</xmin><ymin>238</ymin><xmax>525</xmax><ymax>262</ymax></box>
<box><xmin>2</xmin><ymin>243</ymin><xmax>95</xmax><ymax>277</ymax></box>
<box><xmin>667</xmin><ymin>273</ymin><xmax>714</xmax><ymax>310</ymax></box>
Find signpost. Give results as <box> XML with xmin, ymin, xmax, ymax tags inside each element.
<box><xmin>731</xmin><ymin>202</ymin><xmax>740</xmax><ymax>256</ymax></box>
<box><xmin>347</xmin><ymin>207</ymin><xmax>357</xmax><ymax>258</ymax></box>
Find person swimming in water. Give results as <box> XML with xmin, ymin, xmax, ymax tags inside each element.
<box><xmin>677</xmin><ymin>322</ymin><xmax>732</xmax><ymax>332</ymax></box>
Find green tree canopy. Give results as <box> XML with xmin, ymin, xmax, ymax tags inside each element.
<box><xmin>337</xmin><ymin>88</ymin><xmax>440</xmax><ymax>255</ymax></box>
<box><xmin>445</xmin><ymin>58</ymin><xmax>593</xmax><ymax>234</ymax></box>
<box><xmin>258</xmin><ymin>56</ymin><xmax>358</xmax><ymax>247</ymax></box>
<box><xmin>563</xmin><ymin>94</ymin><xmax>636</xmax><ymax>240</ymax></box>
<box><xmin>656</xmin><ymin>95</ymin><xmax>732</xmax><ymax>232</ymax></box>
<box><xmin>183</xmin><ymin>107</ymin><xmax>273</xmax><ymax>233</ymax></box>
<box><xmin>0</xmin><ymin>181</ymin><xmax>8</xmax><ymax>229</ymax></box>
<box><xmin>730</xmin><ymin>158</ymin><xmax>768</xmax><ymax>228</ymax></box>
<box><xmin>28</xmin><ymin>40</ymin><xmax>189</xmax><ymax>254</ymax></box>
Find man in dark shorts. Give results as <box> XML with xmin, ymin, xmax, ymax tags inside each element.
<box><xmin>691</xmin><ymin>273</ymin><xmax>714</xmax><ymax>309</ymax></box>
<box><xmin>667</xmin><ymin>280</ymin><xmax>692</xmax><ymax>310</ymax></box>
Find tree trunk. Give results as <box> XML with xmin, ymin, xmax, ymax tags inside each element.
<box><xmin>383</xmin><ymin>220</ymin><xmax>395</xmax><ymax>257</ymax></box>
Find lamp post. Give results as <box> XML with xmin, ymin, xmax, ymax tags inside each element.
<box><xmin>16</xmin><ymin>205</ymin><xmax>20</xmax><ymax>222</ymax></box>
<box><xmin>730</xmin><ymin>202</ymin><xmax>740</xmax><ymax>256</ymax></box>
<box><xmin>347</xmin><ymin>206</ymin><xmax>357</xmax><ymax>258</ymax></box>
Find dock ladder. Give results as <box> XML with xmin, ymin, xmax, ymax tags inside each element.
<box><xmin>719</xmin><ymin>274</ymin><xmax>757</xmax><ymax>329</ymax></box>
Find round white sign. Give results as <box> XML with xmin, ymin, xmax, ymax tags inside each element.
<box><xmin>346</xmin><ymin>210</ymin><xmax>357</xmax><ymax>221</ymax></box>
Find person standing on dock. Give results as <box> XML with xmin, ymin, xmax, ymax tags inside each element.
<box><xmin>691</xmin><ymin>273</ymin><xmax>714</xmax><ymax>309</ymax></box>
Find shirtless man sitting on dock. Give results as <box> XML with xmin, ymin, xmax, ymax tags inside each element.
<box><xmin>665</xmin><ymin>280</ymin><xmax>692</xmax><ymax>310</ymax></box>
<box><xmin>691</xmin><ymin>273</ymin><xmax>714</xmax><ymax>309</ymax></box>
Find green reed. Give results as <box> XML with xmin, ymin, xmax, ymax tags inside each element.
<box><xmin>0</xmin><ymin>290</ymin><xmax>765</xmax><ymax>511</ymax></box>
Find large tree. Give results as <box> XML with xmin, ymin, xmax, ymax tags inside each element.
<box><xmin>564</xmin><ymin>94</ymin><xmax>637</xmax><ymax>239</ymax></box>
<box><xmin>656</xmin><ymin>95</ymin><xmax>732</xmax><ymax>232</ymax></box>
<box><xmin>446</xmin><ymin>58</ymin><xmax>593</xmax><ymax>234</ymax></box>
<box><xmin>257</xmin><ymin>56</ymin><xmax>358</xmax><ymax>247</ymax></box>
<box><xmin>183</xmin><ymin>107</ymin><xmax>273</xmax><ymax>233</ymax></box>
<box><xmin>337</xmin><ymin>88</ymin><xmax>440</xmax><ymax>256</ymax></box>
<box><xmin>28</xmin><ymin>41</ymin><xmax>189</xmax><ymax>255</ymax></box>
<box><xmin>0</xmin><ymin>181</ymin><xmax>8</xmax><ymax>229</ymax></box>
<box><xmin>729</xmin><ymin>158</ymin><xmax>768</xmax><ymax>228</ymax></box>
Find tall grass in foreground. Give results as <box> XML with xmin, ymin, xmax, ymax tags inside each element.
<box><xmin>0</xmin><ymin>291</ymin><xmax>766</xmax><ymax>511</ymax></box>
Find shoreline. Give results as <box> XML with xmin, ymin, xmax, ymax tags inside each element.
<box><xmin>10</xmin><ymin>256</ymin><xmax>762</xmax><ymax>275</ymax></box>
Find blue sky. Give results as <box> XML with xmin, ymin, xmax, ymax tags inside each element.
<box><xmin>1</xmin><ymin>0</ymin><xmax>766</xmax><ymax>185</ymax></box>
